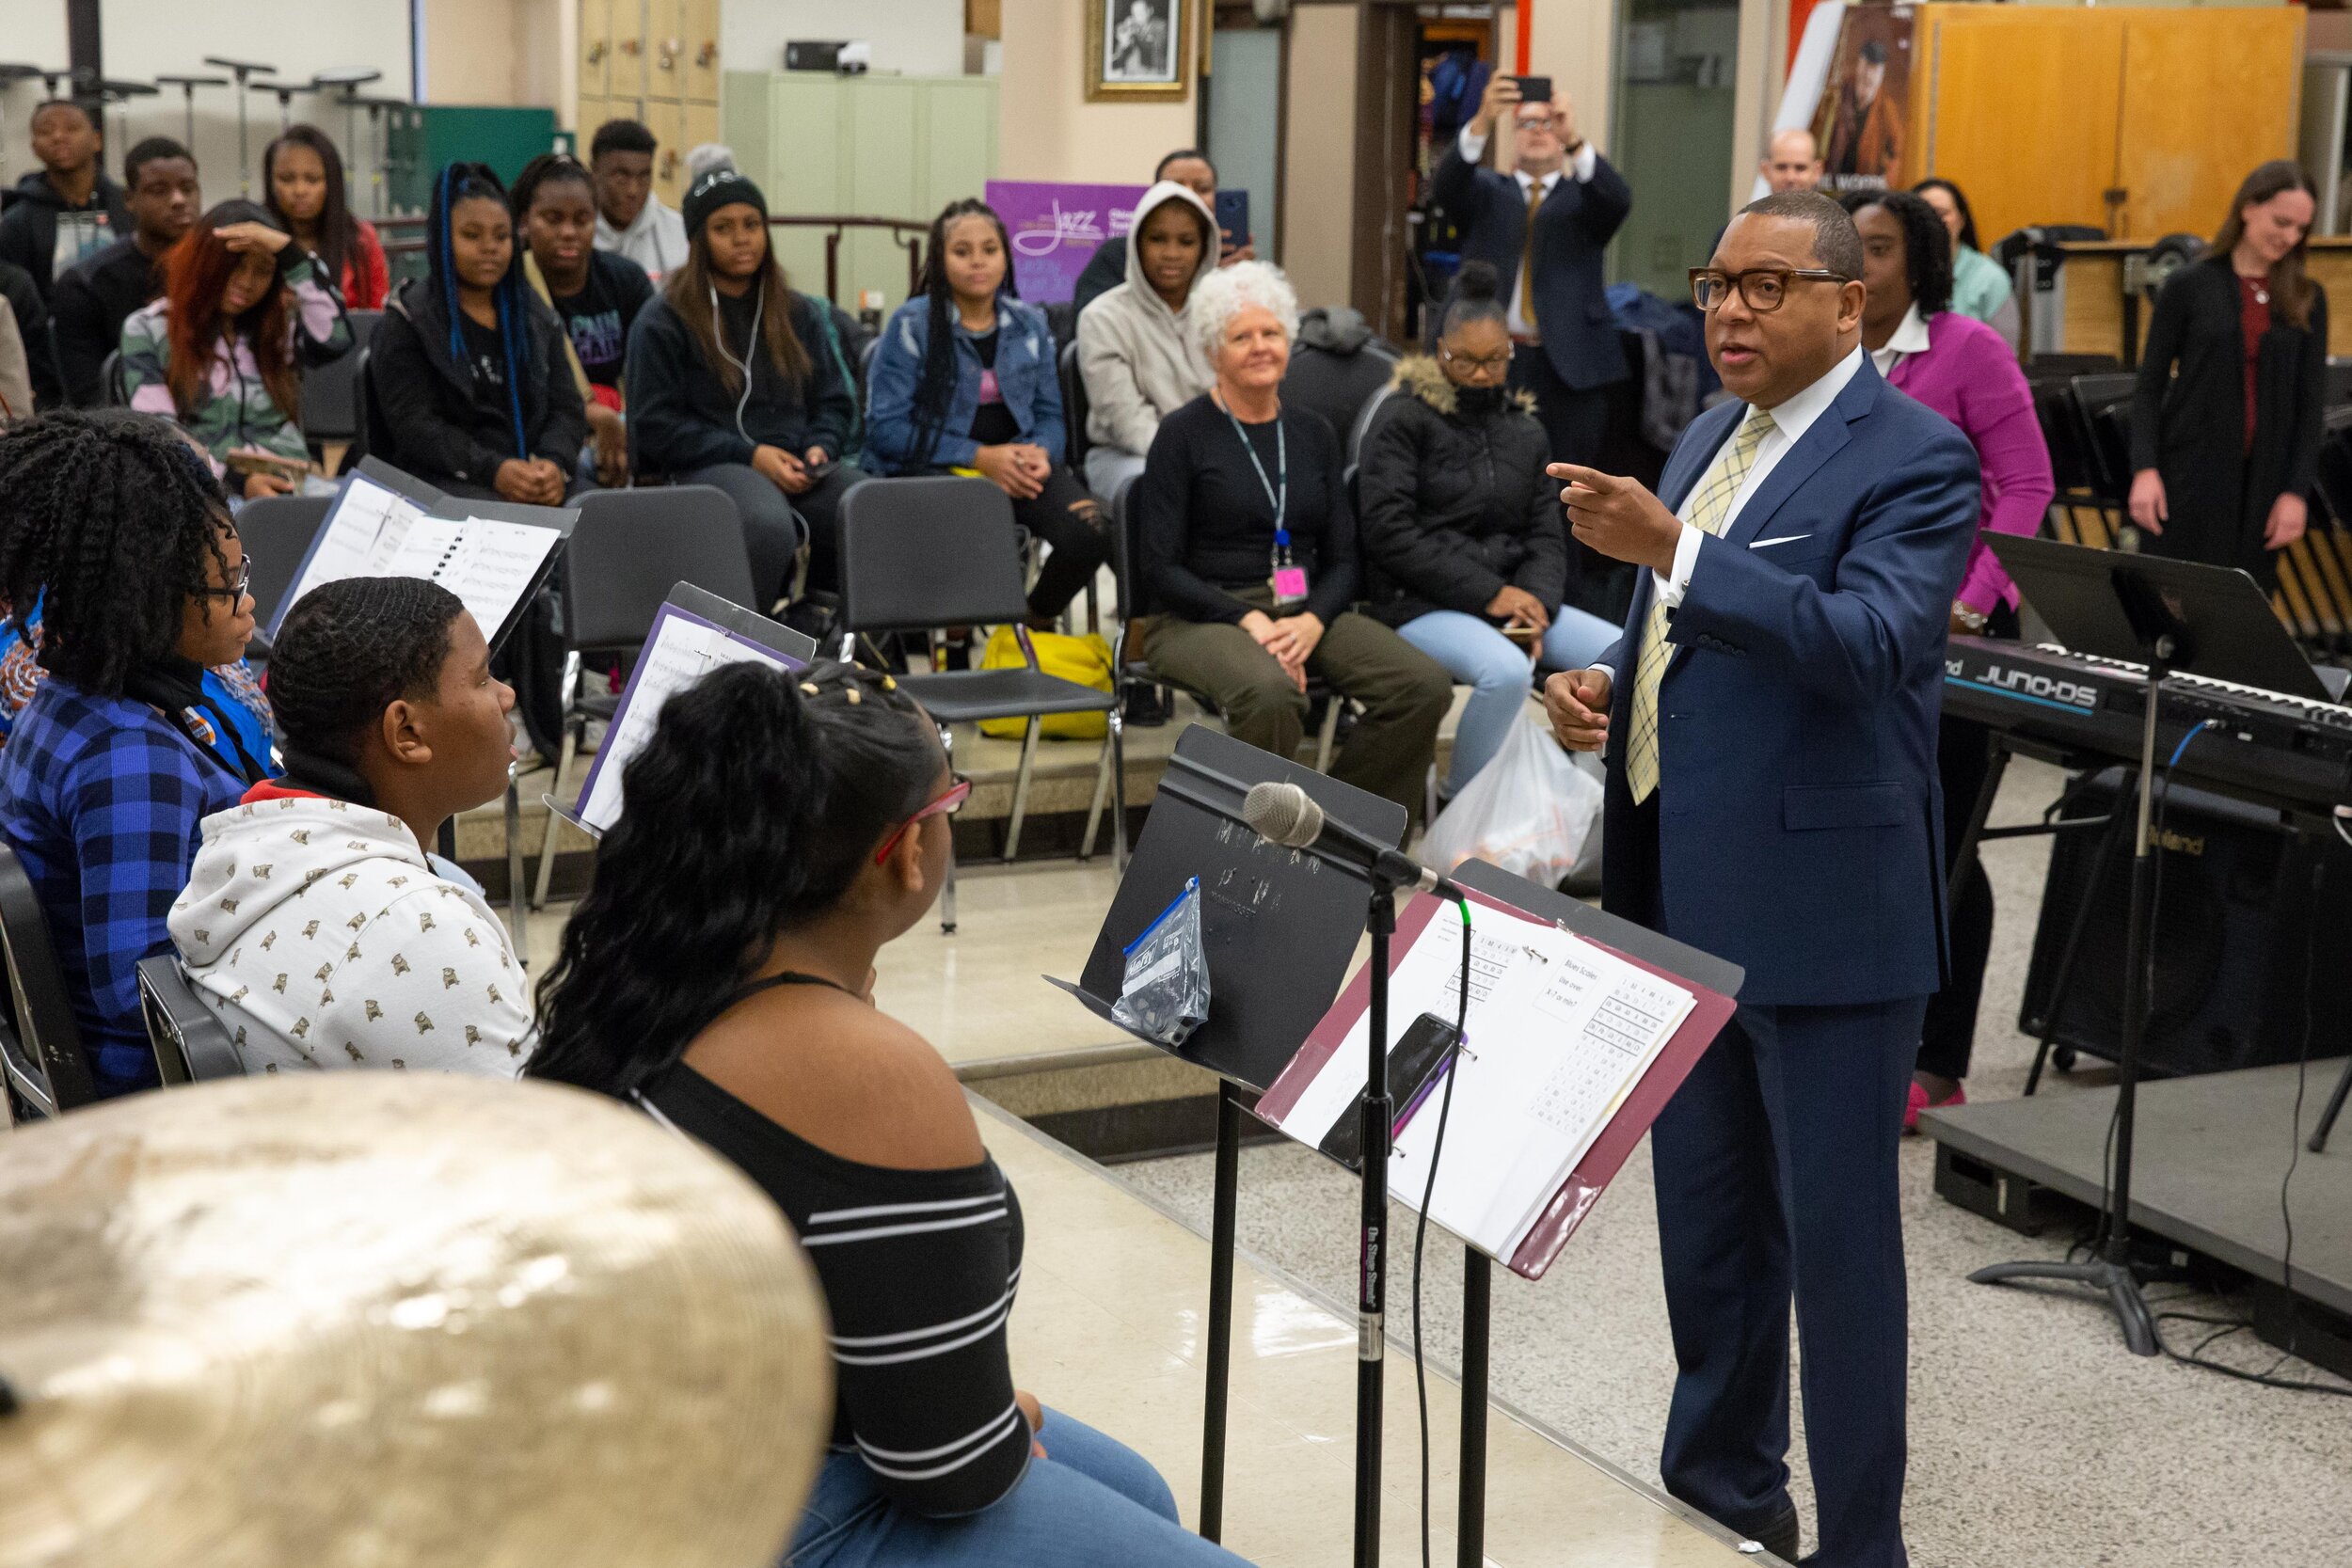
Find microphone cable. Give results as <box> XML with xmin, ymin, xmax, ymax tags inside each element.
<box><xmin>1411</xmin><ymin>890</ymin><xmax>1475</xmax><ymax>1568</ymax></box>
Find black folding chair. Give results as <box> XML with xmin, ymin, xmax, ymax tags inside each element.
<box><xmin>838</xmin><ymin>476</ymin><xmax>1124</xmax><ymax>933</ymax></box>
<box><xmin>300</xmin><ymin>307</ymin><xmax>383</xmax><ymax>451</ymax></box>
<box><xmin>0</xmin><ymin>843</ymin><xmax>93</xmax><ymax>1120</ymax></box>
<box><xmin>137</xmin><ymin>954</ymin><xmax>247</xmax><ymax>1085</ymax></box>
<box><xmin>2069</xmin><ymin>372</ymin><xmax>2139</xmax><ymax>505</ymax></box>
<box><xmin>532</xmin><ymin>484</ymin><xmax>757</xmax><ymax>909</ymax></box>
<box><xmin>236</xmin><ymin>493</ymin><xmax>335</xmax><ymax>637</ymax></box>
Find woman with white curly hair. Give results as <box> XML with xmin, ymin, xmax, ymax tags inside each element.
<box><xmin>1131</xmin><ymin>260</ymin><xmax>1452</xmax><ymax>817</ymax></box>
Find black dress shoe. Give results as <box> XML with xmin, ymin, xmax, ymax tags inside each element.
<box><xmin>1736</xmin><ymin>1501</ymin><xmax>1801</xmax><ymax>1563</ymax></box>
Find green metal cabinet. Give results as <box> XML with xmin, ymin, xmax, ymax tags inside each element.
<box><xmin>384</xmin><ymin>105</ymin><xmax>571</xmax><ymax>217</ymax></box>
<box><xmin>723</xmin><ymin>72</ymin><xmax>1000</xmax><ymax>312</ymax></box>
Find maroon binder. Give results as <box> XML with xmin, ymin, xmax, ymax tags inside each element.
<box><xmin>1255</xmin><ymin>882</ymin><xmax>1739</xmax><ymax>1281</ymax></box>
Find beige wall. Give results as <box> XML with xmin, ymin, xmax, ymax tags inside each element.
<box><xmin>424</xmin><ymin>0</ymin><xmax>569</xmax><ymax>108</ymax></box>
<box><xmin>1280</xmin><ymin>5</ymin><xmax>1359</xmax><ymax>308</ymax></box>
<box><xmin>1516</xmin><ymin>0</ymin><xmax>1615</xmax><ymax>167</ymax></box>
<box><xmin>997</xmin><ymin>0</ymin><xmax>1200</xmax><ymax>183</ymax></box>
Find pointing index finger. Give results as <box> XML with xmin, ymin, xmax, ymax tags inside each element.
<box><xmin>1546</xmin><ymin>462</ymin><xmax>1617</xmax><ymax>494</ymax></box>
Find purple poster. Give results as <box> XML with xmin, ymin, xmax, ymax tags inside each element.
<box><xmin>986</xmin><ymin>180</ymin><xmax>1151</xmax><ymax>304</ymax></box>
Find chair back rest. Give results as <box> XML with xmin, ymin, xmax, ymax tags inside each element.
<box><xmin>840</xmin><ymin>477</ymin><xmax>1030</xmax><ymax>632</ymax></box>
<box><xmin>1059</xmin><ymin>341</ymin><xmax>1091</xmax><ymax>468</ymax></box>
<box><xmin>358</xmin><ymin>345</ymin><xmax>397</xmax><ymax>463</ymax></box>
<box><xmin>0</xmin><ymin>843</ymin><xmax>92</xmax><ymax>1114</ymax></box>
<box><xmin>137</xmin><ymin>954</ymin><xmax>246</xmax><ymax>1085</ymax></box>
<box><xmin>563</xmin><ymin>485</ymin><xmax>756</xmax><ymax>652</ymax></box>
<box><xmin>102</xmin><ymin>348</ymin><xmax>125</xmax><ymax>406</ymax></box>
<box><xmin>237</xmin><ymin>494</ymin><xmax>336</xmax><ymax>630</ymax></box>
<box><xmin>298</xmin><ymin>309</ymin><xmax>384</xmax><ymax>443</ymax></box>
<box><xmin>2069</xmin><ymin>372</ymin><xmax>2139</xmax><ymax>501</ymax></box>
<box><xmin>1346</xmin><ymin>382</ymin><xmax>1400</xmax><ymax>468</ymax></box>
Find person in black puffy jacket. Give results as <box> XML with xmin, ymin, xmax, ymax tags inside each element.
<box><xmin>1358</xmin><ymin>261</ymin><xmax>1616</xmax><ymax>799</ymax></box>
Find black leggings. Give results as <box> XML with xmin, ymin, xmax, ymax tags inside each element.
<box><xmin>1918</xmin><ymin>599</ymin><xmax>2022</xmax><ymax>1082</ymax></box>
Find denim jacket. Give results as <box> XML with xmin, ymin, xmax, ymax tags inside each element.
<box><xmin>865</xmin><ymin>292</ymin><xmax>1066</xmax><ymax>474</ymax></box>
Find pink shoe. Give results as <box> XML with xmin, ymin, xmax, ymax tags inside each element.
<box><xmin>1904</xmin><ymin>1079</ymin><xmax>1965</xmax><ymax>1133</ymax></box>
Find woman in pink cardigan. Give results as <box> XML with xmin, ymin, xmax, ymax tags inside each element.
<box><xmin>1846</xmin><ymin>188</ymin><xmax>2056</xmax><ymax>1128</ymax></box>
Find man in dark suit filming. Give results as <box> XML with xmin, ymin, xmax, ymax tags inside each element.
<box><xmin>1541</xmin><ymin>191</ymin><xmax>1979</xmax><ymax>1568</ymax></box>
<box><xmin>1431</xmin><ymin>72</ymin><xmax>1632</xmax><ymax>467</ymax></box>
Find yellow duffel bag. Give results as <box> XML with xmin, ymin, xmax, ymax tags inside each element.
<box><xmin>977</xmin><ymin>626</ymin><xmax>1115</xmax><ymax>740</ymax></box>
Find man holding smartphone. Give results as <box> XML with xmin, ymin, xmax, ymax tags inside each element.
<box><xmin>1431</xmin><ymin>73</ymin><xmax>1632</xmax><ymax>468</ymax></box>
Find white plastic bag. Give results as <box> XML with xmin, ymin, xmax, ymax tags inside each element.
<box><xmin>1420</xmin><ymin>707</ymin><xmax>1603</xmax><ymax>887</ymax></box>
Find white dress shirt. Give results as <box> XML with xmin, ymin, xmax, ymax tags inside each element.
<box><xmin>1868</xmin><ymin>304</ymin><xmax>1931</xmax><ymax>378</ymax></box>
<box><xmin>1590</xmin><ymin>346</ymin><xmax>1867</xmax><ymax>680</ymax></box>
<box><xmin>1456</xmin><ymin>125</ymin><xmax>1598</xmax><ymax>339</ymax></box>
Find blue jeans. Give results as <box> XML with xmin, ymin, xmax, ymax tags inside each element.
<box><xmin>787</xmin><ymin>1408</ymin><xmax>1250</xmax><ymax>1568</ymax></box>
<box><xmin>1397</xmin><ymin>607</ymin><xmax>1618</xmax><ymax>794</ymax></box>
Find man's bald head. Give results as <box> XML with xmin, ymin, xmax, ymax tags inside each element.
<box><xmin>1760</xmin><ymin>128</ymin><xmax>1822</xmax><ymax>195</ymax></box>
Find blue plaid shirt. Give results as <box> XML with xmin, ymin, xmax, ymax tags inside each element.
<box><xmin>0</xmin><ymin>679</ymin><xmax>247</xmax><ymax>1096</ymax></box>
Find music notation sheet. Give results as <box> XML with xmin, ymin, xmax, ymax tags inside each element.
<box><xmin>273</xmin><ymin>470</ymin><xmax>429</xmax><ymax>630</ymax></box>
<box><xmin>1264</xmin><ymin>895</ymin><xmax>1695</xmax><ymax>1259</ymax></box>
<box><xmin>379</xmin><ymin>515</ymin><xmax>563</xmax><ymax>648</ymax></box>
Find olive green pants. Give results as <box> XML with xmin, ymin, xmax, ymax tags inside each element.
<box><xmin>1141</xmin><ymin>589</ymin><xmax>1453</xmax><ymax>817</ymax></box>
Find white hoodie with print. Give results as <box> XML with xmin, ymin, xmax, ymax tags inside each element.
<box><xmin>167</xmin><ymin>795</ymin><xmax>533</xmax><ymax>1076</ymax></box>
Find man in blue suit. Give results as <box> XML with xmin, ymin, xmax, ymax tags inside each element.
<box><xmin>1542</xmin><ymin>191</ymin><xmax>1979</xmax><ymax>1568</ymax></box>
<box><xmin>1430</xmin><ymin>73</ymin><xmax>1631</xmax><ymax>466</ymax></box>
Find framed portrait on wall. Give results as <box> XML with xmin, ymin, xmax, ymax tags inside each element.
<box><xmin>1089</xmin><ymin>0</ymin><xmax>1190</xmax><ymax>101</ymax></box>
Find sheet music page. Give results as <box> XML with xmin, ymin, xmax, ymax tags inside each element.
<box><xmin>576</xmin><ymin>613</ymin><xmax>797</xmax><ymax>833</ymax></box>
<box><xmin>278</xmin><ymin>473</ymin><xmax>426</xmax><ymax>617</ymax></box>
<box><xmin>379</xmin><ymin>516</ymin><xmax>561</xmax><ymax>643</ymax></box>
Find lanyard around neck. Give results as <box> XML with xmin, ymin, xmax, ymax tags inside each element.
<box><xmin>1218</xmin><ymin>396</ymin><xmax>1288</xmax><ymax>545</ymax></box>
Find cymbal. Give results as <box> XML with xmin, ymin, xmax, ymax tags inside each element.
<box><xmin>0</xmin><ymin>1073</ymin><xmax>833</xmax><ymax>1568</ymax></box>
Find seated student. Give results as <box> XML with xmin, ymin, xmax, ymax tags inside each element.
<box><xmin>0</xmin><ymin>100</ymin><xmax>132</xmax><ymax>300</ymax></box>
<box><xmin>1</xmin><ymin>257</ymin><xmax>58</xmax><ymax>408</ymax></box>
<box><xmin>512</xmin><ymin>151</ymin><xmax>653</xmax><ymax>487</ymax></box>
<box><xmin>120</xmin><ymin>199</ymin><xmax>352</xmax><ymax>499</ymax></box>
<box><xmin>0</xmin><ymin>299</ymin><xmax>28</xmax><ymax>418</ymax></box>
<box><xmin>1358</xmin><ymin>262</ymin><xmax>1618</xmax><ymax>800</ymax></box>
<box><xmin>525</xmin><ymin>659</ymin><xmax>1254</xmax><ymax>1568</ymax></box>
<box><xmin>264</xmin><ymin>124</ymin><xmax>389</xmax><ymax>311</ymax></box>
<box><xmin>626</xmin><ymin>168</ymin><xmax>862</xmax><ymax>605</ymax></box>
<box><xmin>170</xmin><ymin>577</ymin><xmax>533</xmax><ymax>1075</ymax></box>
<box><xmin>590</xmin><ymin>118</ymin><xmax>689</xmax><ymax>283</ymax></box>
<box><xmin>867</xmin><ymin>198</ymin><xmax>1108</xmax><ymax>626</ymax></box>
<box><xmin>1136</xmin><ymin>262</ymin><xmax>1452</xmax><ymax>817</ymax></box>
<box><xmin>0</xmin><ymin>412</ymin><xmax>273</xmax><ymax>1098</ymax></box>
<box><xmin>1075</xmin><ymin>181</ymin><xmax>1220</xmax><ymax>506</ymax></box>
<box><xmin>52</xmin><ymin>135</ymin><xmax>201</xmax><ymax>408</ymax></box>
<box><xmin>1070</xmin><ymin>149</ymin><xmax>1248</xmax><ymax>317</ymax></box>
<box><xmin>369</xmin><ymin>163</ymin><xmax>585</xmax><ymax>504</ymax></box>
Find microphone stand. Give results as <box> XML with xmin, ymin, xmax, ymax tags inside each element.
<box><xmin>1353</xmin><ymin>879</ymin><xmax>1395</xmax><ymax>1568</ymax></box>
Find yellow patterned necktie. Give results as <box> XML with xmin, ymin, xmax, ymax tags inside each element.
<box><xmin>1624</xmin><ymin>405</ymin><xmax>1777</xmax><ymax>805</ymax></box>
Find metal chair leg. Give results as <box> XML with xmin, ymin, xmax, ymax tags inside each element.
<box><xmin>1003</xmin><ymin>716</ymin><xmax>1042</xmax><ymax>862</ymax></box>
<box><xmin>504</xmin><ymin>767</ymin><xmax>528</xmax><ymax>966</ymax></box>
<box><xmin>1313</xmin><ymin>696</ymin><xmax>1343</xmax><ymax>773</ymax></box>
<box><xmin>939</xmin><ymin>724</ymin><xmax>960</xmax><ymax>935</ymax></box>
<box><xmin>1081</xmin><ymin>718</ymin><xmax>1115</xmax><ymax>861</ymax></box>
<box><xmin>1111</xmin><ymin>709</ymin><xmax>1128</xmax><ymax>869</ymax></box>
<box><xmin>532</xmin><ymin>721</ymin><xmax>580</xmax><ymax>911</ymax></box>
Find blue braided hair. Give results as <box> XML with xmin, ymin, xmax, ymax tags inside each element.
<box><xmin>428</xmin><ymin>162</ymin><xmax>531</xmax><ymax>460</ymax></box>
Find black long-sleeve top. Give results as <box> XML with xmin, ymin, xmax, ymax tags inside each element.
<box><xmin>641</xmin><ymin>1062</ymin><xmax>1032</xmax><ymax>1518</ymax></box>
<box><xmin>1134</xmin><ymin>393</ymin><xmax>1358</xmax><ymax>625</ymax></box>
<box><xmin>624</xmin><ymin>288</ymin><xmax>857</xmax><ymax>475</ymax></box>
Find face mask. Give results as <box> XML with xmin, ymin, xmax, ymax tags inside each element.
<box><xmin>1454</xmin><ymin>384</ymin><xmax>1506</xmax><ymax>417</ymax></box>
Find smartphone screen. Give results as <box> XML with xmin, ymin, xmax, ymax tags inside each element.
<box><xmin>1317</xmin><ymin>1011</ymin><xmax>1465</xmax><ymax>1169</ymax></box>
<box><xmin>1514</xmin><ymin>75</ymin><xmax>1553</xmax><ymax>105</ymax></box>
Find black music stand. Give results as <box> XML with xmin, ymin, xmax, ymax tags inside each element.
<box><xmin>1971</xmin><ymin>536</ymin><xmax>2329</xmax><ymax>1352</ymax></box>
<box><xmin>1048</xmin><ymin>724</ymin><xmax>1406</xmax><ymax>1560</ymax></box>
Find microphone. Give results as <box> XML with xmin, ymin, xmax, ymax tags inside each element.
<box><xmin>1242</xmin><ymin>781</ymin><xmax>1462</xmax><ymax>898</ymax></box>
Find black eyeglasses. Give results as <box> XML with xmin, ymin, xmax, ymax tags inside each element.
<box><xmin>1689</xmin><ymin>267</ymin><xmax>1852</xmax><ymax>313</ymax></box>
<box><xmin>1438</xmin><ymin>344</ymin><xmax>1513</xmax><ymax>375</ymax></box>
<box><xmin>193</xmin><ymin>555</ymin><xmax>253</xmax><ymax>601</ymax></box>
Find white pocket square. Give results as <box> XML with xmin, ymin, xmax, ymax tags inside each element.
<box><xmin>1748</xmin><ymin>533</ymin><xmax>1812</xmax><ymax>550</ymax></box>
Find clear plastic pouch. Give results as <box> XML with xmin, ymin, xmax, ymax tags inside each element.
<box><xmin>1110</xmin><ymin>877</ymin><xmax>1212</xmax><ymax>1046</ymax></box>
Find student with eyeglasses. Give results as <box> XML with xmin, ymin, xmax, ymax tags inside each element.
<box><xmin>525</xmin><ymin>659</ymin><xmax>1257</xmax><ymax>1568</ymax></box>
<box><xmin>0</xmin><ymin>412</ymin><xmax>278</xmax><ymax>1099</ymax></box>
<box><xmin>1356</xmin><ymin>260</ymin><xmax>1618</xmax><ymax>801</ymax></box>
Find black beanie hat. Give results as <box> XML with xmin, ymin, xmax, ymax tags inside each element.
<box><xmin>682</xmin><ymin>167</ymin><xmax>768</xmax><ymax>241</ymax></box>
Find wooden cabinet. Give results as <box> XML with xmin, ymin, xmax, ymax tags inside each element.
<box><xmin>685</xmin><ymin>0</ymin><xmax>722</xmax><ymax>103</ymax></box>
<box><xmin>1909</xmin><ymin>6</ymin><xmax>2304</xmax><ymax>246</ymax></box>
<box><xmin>643</xmin><ymin>98</ymin><xmax>686</xmax><ymax>203</ymax></box>
<box><xmin>577</xmin><ymin>0</ymin><xmax>721</xmax><ymax>178</ymax></box>
<box><xmin>579</xmin><ymin>0</ymin><xmax>611</xmax><ymax>100</ymax></box>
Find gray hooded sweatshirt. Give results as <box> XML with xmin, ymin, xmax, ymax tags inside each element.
<box><xmin>1075</xmin><ymin>181</ymin><xmax>1221</xmax><ymax>458</ymax></box>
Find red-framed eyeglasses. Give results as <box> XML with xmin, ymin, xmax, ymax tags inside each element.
<box><xmin>874</xmin><ymin>774</ymin><xmax>973</xmax><ymax>864</ymax></box>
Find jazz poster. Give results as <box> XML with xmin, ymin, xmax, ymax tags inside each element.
<box><xmin>1810</xmin><ymin>6</ymin><xmax>1915</xmax><ymax>195</ymax></box>
<box><xmin>986</xmin><ymin>180</ymin><xmax>1149</xmax><ymax>304</ymax></box>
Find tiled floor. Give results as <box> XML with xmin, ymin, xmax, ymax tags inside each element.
<box><xmin>984</xmin><ymin>1097</ymin><xmax>1762</xmax><ymax>1568</ymax></box>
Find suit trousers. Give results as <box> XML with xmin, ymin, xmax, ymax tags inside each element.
<box><xmin>1509</xmin><ymin>343</ymin><xmax>1616</xmax><ymax>467</ymax></box>
<box><xmin>1629</xmin><ymin>798</ymin><xmax>1923</xmax><ymax>1568</ymax></box>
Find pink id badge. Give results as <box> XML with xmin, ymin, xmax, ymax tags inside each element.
<box><xmin>1271</xmin><ymin>565</ymin><xmax>1310</xmax><ymax>604</ymax></box>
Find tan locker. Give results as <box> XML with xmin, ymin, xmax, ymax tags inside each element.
<box><xmin>578</xmin><ymin>0</ymin><xmax>611</xmax><ymax>100</ymax></box>
<box><xmin>576</xmin><ymin>96</ymin><xmax>611</xmax><ymax>147</ymax></box>
<box><xmin>644</xmin><ymin>98</ymin><xmax>687</xmax><ymax>206</ymax></box>
<box><xmin>647</xmin><ymin>0</ymin><xmax>686</xmax><ymax>102</ymax></box>
<box><xmin>608</xmin><ymin>0</ymin><xmax>647</xmax><ymax>105</ymax></box>
<box><xmin>685</xmin><ymin>0</ymin><xmax>722</xmax><ymax>103</ymax></box>
<box><xmin>682</xmin><ymin>101</ymin><xmax>721</xmax><ymax>166</ymax></box>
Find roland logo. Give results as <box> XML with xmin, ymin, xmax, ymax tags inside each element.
<box><xmin>2155</xmin><ymin>827</ymin><xmax>2205</xmax><ymax>856</ymax></box>
<box><xmin>1949</xmin><ymin>657</ymin><xmax>2099</xmax><ymax>710</ymax></box>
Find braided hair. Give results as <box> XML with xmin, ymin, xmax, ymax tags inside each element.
<box><xmin>907</xmin><ymin>198</ymin><xmax>1019</xmax><ymax>467</ymax></box>
<box><xmin>509</xmin><ymin>150</ymin><xmax>596</xmax><ymax>224</ymax></box>
<box><xmin>526</xmin><ymin>659</ymin><xmax>939</xmax><ymax>1099</ymax></box>
<box><xmin>0</xmin><ymin>411</ymin><xmax>232</xmax><ymax>695</ymax></box>
<box><xmin>428</xmin><ymin>162</ymin><xmax>531</xmax><ymax>459</ymax></box>
<box><xmin>1842</xmin><ymin>188</ymin><xmax>1954</xmax><ymax>319</ymax></box>
<box><xmin>267</xmin><ymin>578</ymin><xmax>465</xmax><ymax>787</ymax></box>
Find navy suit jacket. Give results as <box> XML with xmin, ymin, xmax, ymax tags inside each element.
<box><xmin>1597</xmin><ymin>356</ymin><xmax>1981</xmax><ymax>1006</ymax></box>
<box><xmin>1430</xmin><ymin>142</ymin><xmax>1631</xmax><ymax>393</ymax></box>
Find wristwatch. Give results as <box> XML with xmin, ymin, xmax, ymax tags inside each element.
<box><xmin>1951</xmin><ymin>600</ymin><xmax>1989</xmax><ymax>634</ymax></box>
